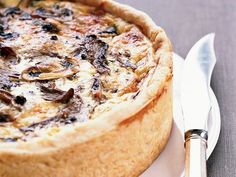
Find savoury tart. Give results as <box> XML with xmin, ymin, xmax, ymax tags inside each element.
<box><xmin>0</xmin><ymin>0</ymin><xmax>173</xmax><ymax>177</ymax></box>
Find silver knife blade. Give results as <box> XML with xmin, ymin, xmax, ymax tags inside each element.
<box><xmin>180</xmin><ymin>33</ymin><xmax>216</xmax><ymax>132</ymax></box>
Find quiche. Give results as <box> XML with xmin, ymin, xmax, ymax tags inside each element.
<box><xmin>0</xmin><ymin>0</ymin><xmax>173</xmax><ymax>177</ymax></box>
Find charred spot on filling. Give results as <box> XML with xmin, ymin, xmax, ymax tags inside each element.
<box><xmin>3</xmin><ymin>7</ymin><xmax>21</xmax><ymax>16</ymax></box>
<box><xmin>14</xmin><ymin>95</ymin><xmax>27</xmax><ymax>105</ymax></box>
<box><xmin>28</xmin><ymin>70</ymin><xmax>41</xmax><ymax>77</ymax></box>
<box><xmin>50</xmin><ymin>35</ymin><xmax>58</xmax><ymax>40</ymax></box>
<box><xmin>0</xmin><ymin>114</ymin><xmax>12</xmax><ymax>123</ymax></box>
<box><xmin>42</xmin><ymin>22</ymin><xmax>59</xmax><ymax>33</ymax></box>
<box><xmin>74</xmin><ymin>35</ymin><xmax>110</xmax><ymax>73</ymax></box>
<box><xmin>0</xmin><ymin>32</ymin><xmax>19</xmax><ymax>39</ymax></box>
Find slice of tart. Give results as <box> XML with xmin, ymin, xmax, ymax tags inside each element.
<box><xmin>0</xmin><ymin>0</ymin><xmax>173</xmax><ymax>176</ymax></box>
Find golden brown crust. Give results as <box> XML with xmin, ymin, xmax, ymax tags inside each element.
<box><xmin>0</xmin><ymin>0</ymin><xmax>173</xmax><ymax>176</ymax></box>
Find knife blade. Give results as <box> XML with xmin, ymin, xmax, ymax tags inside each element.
<box><xmin>180</xmin><ymin>33</ymin><xmax>216</xmax><ymax>177</ymax></box>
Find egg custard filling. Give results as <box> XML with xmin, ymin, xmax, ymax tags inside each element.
<box><xmin>0</xmin><ymin>1</ymin><xmax>155</xmax><ymax>142</ymax></box>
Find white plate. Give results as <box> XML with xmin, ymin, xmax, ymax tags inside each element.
<box><xmin>140</xmin><ymin>53</ymin><xmax>221</xmax><ymax>177</ymax></box>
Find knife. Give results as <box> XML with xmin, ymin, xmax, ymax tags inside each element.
<box><xmin>180</xmin><ymin>34</ymin><xmax>216</xmax><ymax>177</ymax></box>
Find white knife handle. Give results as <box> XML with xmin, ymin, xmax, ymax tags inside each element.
<box><xmin>185</xmin><ymin>130</ymin><xmax>208</xmax><ymax>177</ymax></box>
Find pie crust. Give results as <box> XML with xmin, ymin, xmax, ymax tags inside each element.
<box><xmin>0</xmin><ymin>0</ymin><xmax>173</xmax><ymax>177</ymax></box>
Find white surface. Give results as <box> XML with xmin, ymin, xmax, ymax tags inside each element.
<box><xmin>140</xmin><ymin>53</ymin><xmax>221</xmax><ymax>177</ymax></box>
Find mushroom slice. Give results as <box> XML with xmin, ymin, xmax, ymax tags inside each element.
<box><xmin>21</xmin><ymin>65</ymin><xmax>79</xmax><ymax>81</ymax></box>
<box><xmin>40</xmin><ymin>85</ymin><xmax>74</xmax><ymax>103</ymax></box>
<box><xmin>0</xmin><ymin>89</ymin><xmax>23</xmax><ymax>110</ymax></box>
<box><xmin>0</xmin><ymin>89</ymin><xmax>13</xmax><ymax>104</ymax></box>
<box><xmin>73</xmin><ymin>35</ymin><xmax>110</xmax><ymax>74</ymax></box>
<box><xmin>0</xmin><ymin>44</ymin><xmax>17</xmax><ymax>59</ymax></box>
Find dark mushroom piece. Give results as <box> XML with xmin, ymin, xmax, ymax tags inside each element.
<box><xmin>73</xmin><ymin>35</ymin><xmax>110</xmax><ymax>74</ymax></box>
<box><xmin>40</xmin><ymin>85</ymin><xmax>74</xmax><ymax>104</ymax></box>
<box><xmin>0</xmin><ymin>89</ymin><xmax>14</xmax><ymax>104</ymax></box>
<box><xmin>14</xmin><ymin>96</ymin><xmax>26</xmax><ymax>105</ymax></box>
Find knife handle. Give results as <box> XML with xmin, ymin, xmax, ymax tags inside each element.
<box><xmin>185</xmin><ymin>130</ymin><xmax>208</xmax><ymax>177</ymax></box>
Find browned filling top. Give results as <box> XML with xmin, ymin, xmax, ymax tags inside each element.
<box><xmin>0</xmin><ymin>1</ymin><xmax>155</xmax><ymax>142</ymax></box>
